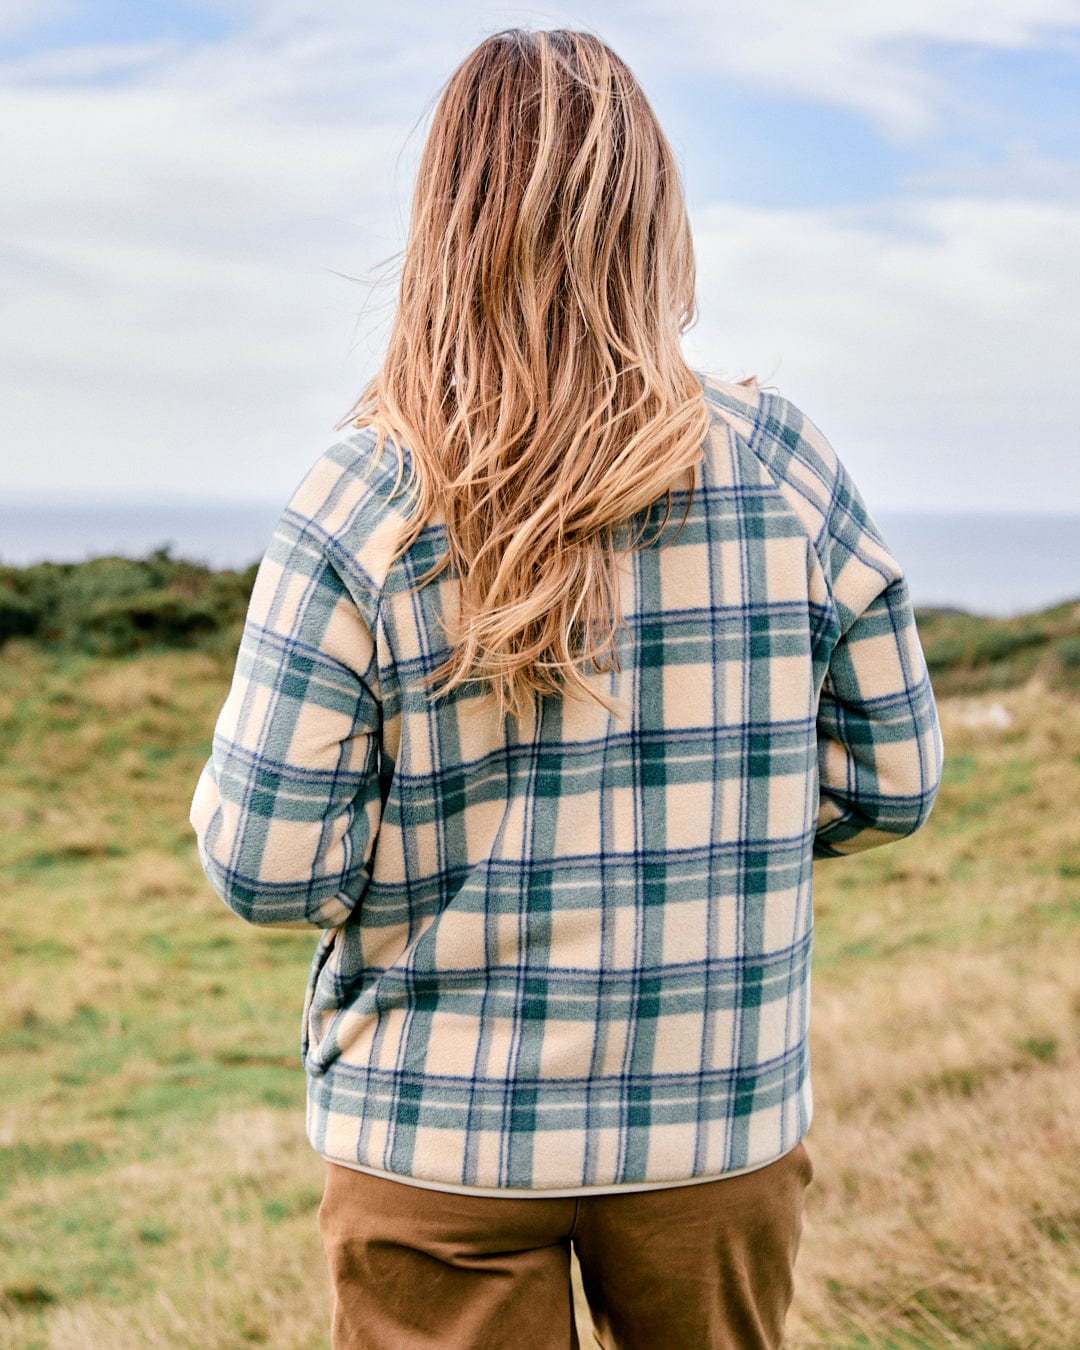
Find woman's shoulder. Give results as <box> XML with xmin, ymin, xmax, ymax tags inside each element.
<box><xmin>314</xmin><ymin>423</ymin><xmax>415</xmax><ymax>509</ymax></box>
<box><xmin>697</xmin><ymin>371</ymin><xmax>763</xmax><ymax>417</ymax></box>
<box><xmin>697</xmin><ymin>371</ymin><xmax>845</xmax><ymax>519</ymax></box>
<box><xmin>275</xmin><ymin>425</ymin><xmax>418</xmax><ymax>596</ymax></box>
<box><xmin>697</xmin><ymin>372</ymin><xmax>898</xmax><ymax>611</ymax></box>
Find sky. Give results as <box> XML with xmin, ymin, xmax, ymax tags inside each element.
<box><xmin>1</xmin><ymin>0</ymin><xmax>1079</xmax><ymax>516</ymax></box>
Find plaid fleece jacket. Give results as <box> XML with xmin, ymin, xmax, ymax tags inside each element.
<box><xmin>191</xmin><ymin>377</ymin><xmax>943</xmax><ymax>1191</ymax></box>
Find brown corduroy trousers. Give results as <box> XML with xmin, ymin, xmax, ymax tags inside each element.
<box><xmin>318</xmin><ymin>1140</ymin><xmax>813</xmax><ymax>1349</ymax></box>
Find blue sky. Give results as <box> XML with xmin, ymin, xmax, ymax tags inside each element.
<box><xmin>1</xmin><ymin>0</ymin><xmax>1079</xmax><ymax>514</ymax></box>
<box><xmin>0</xmin><ymin>1</ymin><xmax>237</xmax><ymax>55</ymax></box>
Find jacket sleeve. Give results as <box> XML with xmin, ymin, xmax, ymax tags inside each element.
<box><xmin>813</xmin><ymin>472</ymin><xmax>943</xmax><ymax>858</ymax></box>
<box><xmin>190</xmin><ymin>502</ymin><xmax>384</xmax><ymax>926</ymax></box>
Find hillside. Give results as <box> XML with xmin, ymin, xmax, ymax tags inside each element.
<box><xmin>0</xmin><ymin>562</ymin><xmax>1078</xmax><ymax>1346</ymax></box>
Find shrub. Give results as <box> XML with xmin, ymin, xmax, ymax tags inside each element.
<box><xmin>965</xmin><ymin>625</ymin><xmax>1046</xmax><ymax>666</ymax></box>
<box><xmin>1057</xmin><ymin>636</ymin><xmax>1080</xmax><ymax>670</ymax></box>
<box><xmin>82</xmin><ymin>590</ymin><xmax>220</xmax><ymax>656</ymax></box>
<box><xmin>0</xmin><ymin>552</ymin><xmax>256</xmax><ymax>655</ymax></box>
<box><xmin>0</xmin><ymin>584</ymin><xmax>42</xmax><ymax>640</ymax></box>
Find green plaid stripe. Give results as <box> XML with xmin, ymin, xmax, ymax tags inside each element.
<box><xmin>192</xmin><ymin>376</ymin><xmax>943</xmax><ymax>1190</ymax></box>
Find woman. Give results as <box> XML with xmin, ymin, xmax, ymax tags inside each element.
<box><xmin>191</xmin><ymin>28</ymin><xmax>942</xmax><ymax>1349</ymax></box>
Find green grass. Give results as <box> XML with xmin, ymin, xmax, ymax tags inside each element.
<box><xmin>1</xmin><ymin>631</ymin><xmax>1078</xmax><ymax>1347</ymax></box>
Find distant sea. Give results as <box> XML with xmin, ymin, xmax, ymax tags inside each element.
<box><xmin>1</xmin><ymin>497</ymin><xmax>1077</xmax><ymax>619</ymax></box>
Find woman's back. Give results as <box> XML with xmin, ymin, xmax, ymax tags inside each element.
<box><xmin>191</xmin><ymin>372</ymin><xmax>941</xmax><ymax>1191</ymax></box>
<box><xmin>191</xmin><ymin>28</ymin><xmax>942</xmax><ymax>1344</ymax></box>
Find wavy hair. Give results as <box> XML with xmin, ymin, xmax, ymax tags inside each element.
<box><xmin>349</xmin><ymin>28</ymin><xmax>710</xmax><ymax>718</ymax></box>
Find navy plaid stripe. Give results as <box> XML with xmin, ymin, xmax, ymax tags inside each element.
<box><xmin>192</xmin><ymin>376</ymin><xmax>942</xmax><ymax>1190</ymax></box>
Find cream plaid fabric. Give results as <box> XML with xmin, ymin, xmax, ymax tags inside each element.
<box><xmin>191</xmin><ymin>377</ymin><xmax>943</xmax><ymax>1190</ymax></box>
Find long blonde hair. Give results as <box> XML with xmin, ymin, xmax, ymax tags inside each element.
<box><xmin>350</xmin><ymin>28</ymin><xmax>710</xmax><ymax>718</ymax></box>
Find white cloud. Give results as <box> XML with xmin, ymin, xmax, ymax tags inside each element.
<box><xmin>0</xmin><ymin>31</ymin><xmax>410</xmax><ymax>499</ymax></box>
<box><xmin>0</xmin><ymin>0</ymin><xmax>74</xmax><ymax>42</ymax></box>
<box><xmin>906</xmin><ymin>141</ymin><xmax>1080</xmax><ymax>203</ymax></box>
<box><xmin>0</xmin><ymin>40</ymin><xmax>173</xmax><ymax>83</ymax></box>
<box><xmin>685</xmin><ymin>195</ymin><xmax>1080</xmax><ymax>510</ymax></box>
<box><xmin>0</xmin><ymin>1</ymin><xmax>1077</xmax><ymax>511</ymax></box>
<box><xmin>620</xmin><ymin>0</ymin><xmax>1080</xmax><ymax>138</ymax></box>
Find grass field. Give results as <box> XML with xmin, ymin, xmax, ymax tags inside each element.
<box><xmin>1</xmin><ymin>627</ymin><xmax>1078</xmax><ymax>1348</ymax></box>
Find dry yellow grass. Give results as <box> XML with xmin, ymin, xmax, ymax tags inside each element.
<box><xmin>784</xmin><ymin>688</ymin><xmax>1080</xmax><ymax>1349</ymax></box>
<box><xmin>0</xmin><ymin>1112</ymin><xmax>328</xmax><ymax>1350</ymax></box>
<box><xmin>1</xmin><ymin>648</ymin><xmax>1077</xmax><ymax>1349</ymax></box>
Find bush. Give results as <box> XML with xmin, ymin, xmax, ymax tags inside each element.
<box><xmin>82</xmin><ymin>590</ymin><xmax>220</xmax><ymax>655</ymax></box>
<box><xmin>923</xmin><ymin>637</ymin><xmax>968</xmax><ymax>674</ymax></box>
<box><xmin>965</xmin><ymin>625</ymin><xmax>1046</xmax><ymax>666</ymax></box>
<box><xmin>0</xmin><ymin>551</ymin><xmax>256</xmax><ymax>655</ymax></box>
<box><xmin>915</xmin><ymin>600</ymin><xmax>1080</xmax><ymax>696</ymax></box>
<box><xmin>1057</xmin><ymin>636</ymin><xmax>1080</xmax><ymax>670</ymax></box>
<box><xmin>0</xmin><ymin>584</ymin><xmax>42</xmax><ymax>640</ymax></box>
